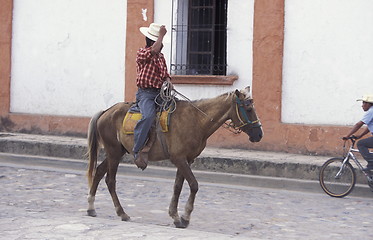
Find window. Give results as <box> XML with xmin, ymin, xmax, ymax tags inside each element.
<box><xmin>171</xmin><ymin>0</ymin><xmax>228</xmax><ymax>76</ymax></box>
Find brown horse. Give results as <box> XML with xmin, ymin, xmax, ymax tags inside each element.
<box><xmin>86</xmin><ymin>86</ymin><xmax>263</xmax><ymax>228</ymax></box>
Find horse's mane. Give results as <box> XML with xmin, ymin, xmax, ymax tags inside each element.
<box><xmin>191</xmin><ymin>91</ymin><xmax>233</xmax><ymax>106</ymax></box>
<box><xmin>180</xmin><ymin>91</ymin><xmax>235</xmax><ymax>113</ymax></box>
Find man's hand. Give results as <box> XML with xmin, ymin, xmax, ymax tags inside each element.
<box><xmin>342</xmin><ymin>135</ymin><xmax>357</xmax><ymax>140</ymax></box>
<box><xmin>159</xmin><ymin>25</ymin><xmax>167</xmax><ymax>37</ymax></box>
<box><xmin>151</xmin><ymin>25</ymin><xmax>167</xmax><ymax>54</ymax></box>
<box><xmin>164</xmin><ymin>77</ymin><xmax>173</xmax><ymax>90</ymax></box>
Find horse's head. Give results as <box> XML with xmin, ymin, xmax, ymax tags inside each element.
<box><xmin>230</xmin><ymin>87</ymin><xmax>263</xmax><ymax>142</ymax></box>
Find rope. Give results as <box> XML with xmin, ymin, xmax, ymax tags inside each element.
<box><xmin>155</xmin><ymin>81</ymin><xmax>177</xmax><ymax>113</ymax></box>
<box><xmin>156</xmin><ymin>81</ymin><xmax>211</xmax><ymax>120</ymax></box>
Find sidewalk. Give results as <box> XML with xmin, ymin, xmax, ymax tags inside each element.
<box><xmin>0</xmin><ymin>131</ymin><xmax>328</xmax><ymax>182</ymax></box>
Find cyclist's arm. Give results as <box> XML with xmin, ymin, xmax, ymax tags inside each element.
<box><xmin>343</xmin><ymin>121</ymin><xmax>364</xmax><ymax>139</ymax></box>
<box><xmin>356</xmin><ymin>127</ymin><xmax>370</xmax><ymax>139</ymax></box>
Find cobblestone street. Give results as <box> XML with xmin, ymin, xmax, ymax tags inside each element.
<box><xmin>1</xmin><ymin>161</ymin><xmax>373</xmax><ymax>239</ymax></box>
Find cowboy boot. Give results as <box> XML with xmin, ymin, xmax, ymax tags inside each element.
<box><xmin>134</xmin><ymin>127</ymin><xmax>156</xmax><ymax>170</ymax></box>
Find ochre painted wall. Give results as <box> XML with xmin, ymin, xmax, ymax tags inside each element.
<box><xmin>0</xmin><ymin>0</ymin><xmax>12</xmax><ymax>115</ymax></box>
<box><xmin>125</xmin><ymin>0</ymin><xmax>154</xmax><ymax>102</ymax></box>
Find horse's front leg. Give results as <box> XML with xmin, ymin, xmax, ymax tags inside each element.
<box><xmin>169</xmin><ymin>168</ymin><xmax>184</xmax><ymax>227</ymax></box>
<box><xmin>171</xmin><ymin>159</ymin><xmax>198</xmax><ymax>228</ymax></box>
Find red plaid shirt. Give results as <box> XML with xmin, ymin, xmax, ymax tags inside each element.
<box><xmin>136</xmin><ymin>47</ymin><xmax>170</xmax><ymax>89</ymax></box>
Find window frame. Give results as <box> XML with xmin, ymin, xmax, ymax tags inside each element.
<box><xmin>170</xmin><ymin>0</ymin><xmax>237</xmax><ymax>85</ymax></box>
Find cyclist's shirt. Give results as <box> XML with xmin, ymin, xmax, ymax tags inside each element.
<box><xmin>362</xmin><ymin>106</ymin><xmax>373</xmax><ymax>134</ymax></box>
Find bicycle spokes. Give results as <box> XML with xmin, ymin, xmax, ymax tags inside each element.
<box><xmin>335</xmin><ymin>163</ymin><xmax>349</xmax><ymax>179</ymax></box>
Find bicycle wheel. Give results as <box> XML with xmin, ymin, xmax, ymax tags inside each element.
<box><xmin>319</xmin><ymin>157</ymin><xmax>356</xmax><ymax>197</ymax></box>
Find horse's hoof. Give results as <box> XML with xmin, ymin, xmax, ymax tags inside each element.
<box><xmin>87</xmin><ymin>209</ymin><xmax>97</xmax><ymax>217</ymax></box>
<box><xmin>137</xmin><ymin>165</ymin><xmax>147</xmax><ymax>171</ymax></box>
<box><xmin>174</xmin><ymin>217</ymin><xmax>189</xmax><ymax>228</ymax></box>
<box><xmin>181</xmin><ymin>217</ymin><xmax>190</xmax><ymax>228</ymax></box>
<box><xmin>134</xmin><ymin>153</ymin><xmax>148</xmax><ymax>170</ymax></box>
<box><xmin>121</xmin><ymin>214</ymin><xmax>131</xmax><ymax>221</ymax></box>
<box><xmin>174</xmin><ymin>221</ymin><xmax>185</xmax><ymax>228</ymax></box>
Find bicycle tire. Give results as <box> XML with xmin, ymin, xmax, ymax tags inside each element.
<box><xmin>319</xmin><ymin>157</ymin><xmax>356</xmax><ymax>197</ymax></box>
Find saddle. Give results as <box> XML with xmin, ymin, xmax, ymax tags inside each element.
<box><xmin>122</xmin><ymin>104</ymin><xmax>172</xmax><ymax>135</ymax></box>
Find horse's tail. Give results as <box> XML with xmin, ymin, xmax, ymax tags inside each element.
<box><xmin>86</xmin><ymin>110</ymin><xmax>104</xmax><ymax>188</ymax></box>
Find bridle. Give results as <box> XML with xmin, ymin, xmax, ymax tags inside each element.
<box><xmin>235</xmin><ymin>96</ymin><xmax>261</xmax><ymax>127</ymax></box>
<box><xmin>223</xmin><ymin>96</ymin><xmax>261</xmax><ymax>134</ymax></box>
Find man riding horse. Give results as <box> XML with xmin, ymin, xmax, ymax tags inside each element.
<box><xmin>133</xmin><ymin>23</ymin><xmax>172</xmax><ymax>170</ymax></box>
<box><xmin>86</xmin><ymin>23</ymin><xmax>263</xmax><ymax>228</ymax></box>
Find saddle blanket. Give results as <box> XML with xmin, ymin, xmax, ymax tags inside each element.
<box><xmin>122</xmin><ymin>109</ymin><xmax>171</xmax><ymax>135</ymax></box>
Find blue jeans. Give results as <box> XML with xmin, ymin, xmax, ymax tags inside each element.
<box><xmin>133</xmin><ymin>88</ymin><xmax>160</xmax><ymax>153</ymax></box>
<box><xmin>357</xmin><ymin>136</ymin><xmax>373</xmax><ymax>165</ymax></box>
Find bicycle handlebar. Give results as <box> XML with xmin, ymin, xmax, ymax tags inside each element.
<box><xmin>342</xmin><ymin>135</ymin><xmax>357</xmax><ymax>141</ymax></box>
<box><xmin>342</xmin><ymin>135</ymin><xmax>357</xmax><ymax>146</ymax></box>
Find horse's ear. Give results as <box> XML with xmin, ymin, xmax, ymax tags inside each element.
<box><xmin>235</xmin><ymin>89</ymin><xmax>241</xmax><ymax>97</ymax></box>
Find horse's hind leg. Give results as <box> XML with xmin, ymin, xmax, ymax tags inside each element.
<box><xmin>105</xmin><ymin>154</ymin><xmax>130</xmax><ymax>221</ymax></box>
<box><xmin>87</xmin><ymin>159</ymin><xmax>108</xmax><ymax>217</ymax></box>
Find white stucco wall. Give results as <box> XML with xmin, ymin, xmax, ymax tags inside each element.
<box><xmin>282</xmin><ymin>0</ymin><xmax>373</xmax><ymax>125</ymax></box>
<box><xmin>154</xmin><ymin>0</ymin><xmax>255</xmax><ymax>100</ymax></box>
<box><xmin>11</xmin><ymin>0</ymin><xmax>127</xmax><ymax>117</ymax></box>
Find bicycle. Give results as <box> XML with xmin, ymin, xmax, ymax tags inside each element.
<box><xmin>319</xmin><ymin>136</ymin><xmax>373</xmax><ymax>197</ymax></box>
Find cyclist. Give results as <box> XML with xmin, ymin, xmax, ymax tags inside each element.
<box><xmin>343</xmin><ymin>94</ymin><xmax>373</xmax><ymax>171</ymax></box>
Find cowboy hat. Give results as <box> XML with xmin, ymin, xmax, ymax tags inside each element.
<box><xmin>357</xmin><ymin>94</ymin><xmax>373</xmax><ymax>104</ymax></box>
<box><xmin>139</xmin><ymin>23</ymin><xmax>162</xmax><ymax>42</ymax></box>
